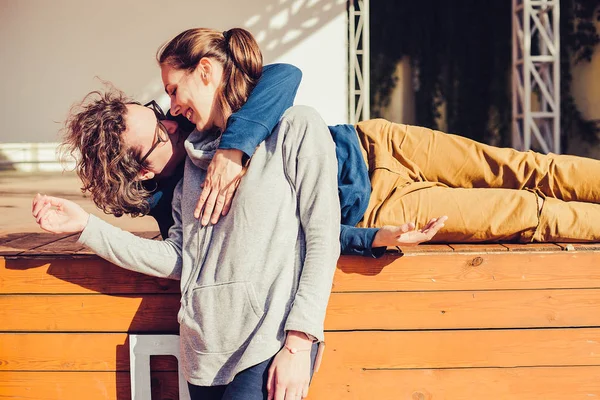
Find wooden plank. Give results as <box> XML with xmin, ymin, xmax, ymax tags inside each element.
<box><xmin>0</xmin><ymin>257</ymin><xmax>180</xmax><ymax>294</ymax></box>
<box><xmin>6</xmin><ymin>251</ymin><xmax>600</xmax><ymax>294</ymax></box>
<box><xmin>310</xmin><ymin>366</ymin><xmax>600</xmax><ymax>400</ymax></box>
<box><xmin>0</xmin><ymin>333</ymin><xmax>177</xmax><ymax>372</ymax></box>
<box><xmin>334</xmin><ymin>251</ymin><xmax>600</xmax><ymax>292</ymax></box>
<box><xmin>21</xmin><ymin>234</ymin><xmax>84</xmax><ymax>255</ymax></box>
<box><xmin>502</xmin><ymin>242</ymin><xmax>563</xmax><ymax>252</ymax></box>
<box><xmin>4</xmin><ymin>288</ymin><xmax>600</xmax><ymax>332</ymax></box>
<box><xmin>2</xmin><ymin>367</ymin><xmax>600</xmax><ymax>400</ymax></box>
<box><xmin>556</xmin><ymin>243</ymin><xmax>600</xmax><ymax>252</ymax></box>
<box><xmin>325</xmin><ymin>289</ymin><xmax>600</xmax><ymax>330</ymax></box>
<box><xmin>323</xmin><ymin>329</ymin><xmax>600</xmax><ymax>369</ymax></box>
<box><xmin>0</xmin><ymin>232</ymin><xmax>73</xmax><ymax>256</ymax></box>
<box><xmin>22</xmin><ymin>231</ymin><xmax>159</xmax><ymax>256</ymax></box>
<box><xmin>0</xmin><ymin>371</ymin><xmax>178</xmax><ymax>400</ymax></box>
<box><xmin>400</xmin><ymin>244</ymin><xmax>454</xmax><ymax>253</ymax></box>
<box><xmin>73</xmin><ymin>231</ymin><xmax>160</xmax><ymax>256</ymax></box>
<box><xmin>0</xmin><ymin>233</ymin><xmax>32</xmax><ymax>246</ymax></box>
<box><xmin>4</xmin><ymin>329</ymin><xmax>600</xmax><ymax>371</ymax></box>
<box><xmin>449</xmin><ymin>243</ymin><xmax>509</xmax><ymax>252</ymax></box>
<box><xmin>0</xmin><ymin>295</ymin><xmax>180</xmax><ymax>332</ymax></box>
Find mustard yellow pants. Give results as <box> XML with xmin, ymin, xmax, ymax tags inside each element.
<box><xmin>355</xmin><ymin>119</ymin><xmax>600</xmax><ymax>243</ymax></box>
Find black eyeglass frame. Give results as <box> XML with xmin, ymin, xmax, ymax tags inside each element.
<box><xmin>139</xmin><ymin>101</ymin><xmax>169</xmax><ymax>165</ymax></box>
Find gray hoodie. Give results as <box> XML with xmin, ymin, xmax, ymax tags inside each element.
<box><xmin>78</xmin><ymin>106</ymin><xmax>341</xmax><ymax>386</ymax></box>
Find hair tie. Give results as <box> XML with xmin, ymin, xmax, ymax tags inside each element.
<box><xmin>223</xmin><ymin>30</ymin><xmax>232</xmax><ymax>46</ymax></box>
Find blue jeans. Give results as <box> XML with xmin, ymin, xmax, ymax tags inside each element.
<box><xmin>188</xmin><ymin>344</ymin><xmax>318</xmax><ymax>400</ymax></box>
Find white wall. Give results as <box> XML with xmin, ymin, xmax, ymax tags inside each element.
<box><xmin>0</xmin><ymin>0</ymin><xmax>348</xmax><ymax>147</ymax></box>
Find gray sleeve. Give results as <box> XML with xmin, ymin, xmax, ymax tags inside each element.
<box><xmin>78</xmin><ymin>180</ymin><xmax>185</xmax><ymax>280</ymax></box>
<box><xmin>281</xmin><ymin>106</ymin><xmax>341</xmax><ymax>342</ymax></box>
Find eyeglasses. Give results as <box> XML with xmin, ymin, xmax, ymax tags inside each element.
<box><xmin>139</xmin><ymin>101</ymin><xmax>169</xmax><ymax>165</ymax></box>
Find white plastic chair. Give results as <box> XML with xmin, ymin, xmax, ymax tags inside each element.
<box><xmin>129</xmin><ymin>334</ymin><xmax>191</xmax><ymax>400</ymax></box>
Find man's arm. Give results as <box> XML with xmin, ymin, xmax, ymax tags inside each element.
<box><xmin>219</xmin><ymin>63</ymin><xmax>303</xmax><ymax>158</ymax></box>
<box><xmin>77</xmin><ymin>180</ymin><xmax>186</xmax><ymax>279</ymax></box>
<box><xmin>340</xmin><ymin>224</ymin><xmax>386</xmax><ymax>258</ymax></box>
<box><xmin>341</xmin><ymin>218</ymin><xmax>449</xmax><ymax>257</ymax></box>
<box><xmin>31</xmin><ymin>183</ymin><xmax>185</xmax><ymax>280</ymax></box>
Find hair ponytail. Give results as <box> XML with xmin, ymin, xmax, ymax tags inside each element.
<box><xmin>223</xmin><ymin>28</ymin><xmax>262</xmax><ymax>80</ymax></box>
<box><xmin>158</xmin><ymin>27</ymin><xmax>263</xmax><ymax>122</ymax></box>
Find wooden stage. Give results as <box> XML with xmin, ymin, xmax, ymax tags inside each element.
<box><xmin>2</xmin><ymin>232</ymin><xmax>600</xmax><ymax>399</ymax></box>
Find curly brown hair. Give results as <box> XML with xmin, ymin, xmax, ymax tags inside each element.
<box><xmin>60</xmin><ymin>86</ymin><xmax>152</xmax><ymax>217</ymax></box>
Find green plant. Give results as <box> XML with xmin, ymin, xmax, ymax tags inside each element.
<box><xmin>370</xmin><ymin>0</ymin><xmax>599</xmax><ymax>147</ymax></box>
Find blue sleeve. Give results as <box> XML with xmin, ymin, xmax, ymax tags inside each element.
<box><xmin>340</xmin><ymin>224</ymin><xmax>386</xmax><ymax>258</ymax></box>
<box><xmin>219</xmin><ymin>63</ymin><xmax>302</xmax><ymax>158</ymax></box>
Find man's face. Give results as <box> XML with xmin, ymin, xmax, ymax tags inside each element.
<box><xmin>123</xmin><ymin>104</ymin><xmax>188</xmax><ymax>180</ymax></box>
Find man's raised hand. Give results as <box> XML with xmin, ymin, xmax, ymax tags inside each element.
<box><xmin>32</xmin><ymin>193</ymin><xmax>89</xmax><ymax>234</ymax></box>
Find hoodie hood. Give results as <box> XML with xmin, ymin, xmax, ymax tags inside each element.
<box><xmin>184</xmin><ymin>129</ymin><xmax>221</xmax><ymax>170</ymax></box>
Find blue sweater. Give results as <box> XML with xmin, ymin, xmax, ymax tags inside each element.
<box><xmin>147</xmin><ymin>63</ymin><xmax>384</xmax><ymax>257</ymax></box>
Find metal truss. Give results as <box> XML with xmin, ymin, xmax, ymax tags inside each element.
<box><xmin>512</xmin><ymin>0</ymin><xmax>561</xmax><ymax>153</ymax></box>
<box><xmin>349</xmin><ymin>0</ymin><xmax>370</xmax><ymax>124</ymax></box>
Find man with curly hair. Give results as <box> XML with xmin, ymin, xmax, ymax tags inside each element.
<box><xmin>62</xmin><ymin>65</ymin><xmax>444</xmax><ymax>258</ymax></box>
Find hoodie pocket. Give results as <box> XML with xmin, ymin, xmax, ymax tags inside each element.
<box><xmin>181</xmin><ymin>281</ymin><xmax>264</xmax><ymax>355</ymax></box>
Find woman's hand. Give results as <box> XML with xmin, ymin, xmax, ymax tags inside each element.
<box><xmin>194</xmin><ymin>149</ymin><xmax>245</xmax><ymax>225</ymax></box>
<box><xmin>32</xmin><ymin>193</ymin><xmax>90</xmax><ymax>234</ymax></box>
<box><xmin>372</xmin><ymin>216</ymin><xmax>448</xmax><ymax>248</ymax></box>
<box><xmin>267</xmin><ymin>331</ymin><xmax>313</xmax><ymax>400</ymax></box>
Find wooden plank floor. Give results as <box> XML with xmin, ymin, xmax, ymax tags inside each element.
<box><xmin>2</xmin><ymin>232</ymin><xmax>600</xmax><ymax>399</ymax></box>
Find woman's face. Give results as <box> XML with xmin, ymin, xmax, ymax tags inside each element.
<box><xmin>161</xmin><ymin>58</ymin><xmax>224</xmax><ymax>132</ymax></box>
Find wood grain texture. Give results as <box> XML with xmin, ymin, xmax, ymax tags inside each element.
<box><xmin>0</xmin><ymin>333</ymin><xmax>178</xmax><ymax>372</ymax></box>
<box><xmin>325</xmin><ymin>288</ymin><xmax>600</xmax><ymax>330</ymax></box>
<box><xmin>322</xmin><ymin>329</ymin><xmax>600</xmax><ymax>369</ymax></box>
<box><xmin>6</xmin><ymin>251</ymin><xmax>600</xmax><ymax>295</ymax></box>
<box><xmin>0</xmin><ymin>257</ymin><xmax>180</xmax><ymax>294</ymax></box>
<box><xmin>399</xmin><ymin>244</ymin><xmax>454</xmax><ymax>253</ymax></box>
<box><xmin>3</xmin><ymin>234</ymin><xmax>600</xmax><ymax>399</ymax></box>
<box><xmin>0</xmin><ymin>295</ymin><xmax>180</xmax><ymax>332</ymax></box>
<box><xmin>334</xmin><ymin>251</ymin><xmax>600</xmax><ymax>292</ymax></box>
<box><xmin>448</xmin><ymin>243</ymin><xmax>509</xmax><ymax>252</ymax></box>
<box><xmin>502</xmin><ymin>243</ymin><xmax>564</xmax><ymax>252</ymax></box>
<box><xmin>0</xmin><ymin>233</ymin><xmax>34</xmax><ymax>246</ymax></box>
<box><xmin>0</xmin><ymin>371</ymin><xmax>178</xmax><ymax>400</ymax></box>
<box><xmin>4</xmin><ymin>329</ymin><xmax>600</xmax><ymax>372</ymax></box>
<box><xmin>0</xmin><ymin>233</ymin><xmax>73</xmax><ymax>256</ymax></box>
<box><xmin>310</xmin><ymin>366</ymin><xmax>600</xmax><ymax>400</ymax></box>
<box><xmin>5</xmin><ymin>288</ymin><xmax>600</xmax><ymax>332</ymax></box>
<box><xmin>3</xmin><ymin>367</ymin><xmax>600</xmax><ymax>400</ymax></box>
<box><xmin>2</xmin><ymin>367</ymin><xmax>599</xmax><ymax>400</ymax></box>
<box><xmin>20</xmin><ymin>234</ymin><xmax>85</xmax><ymax>255</ymax></box>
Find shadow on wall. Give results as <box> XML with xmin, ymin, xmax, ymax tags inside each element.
<box><xmin>142</xmin><ymin>0</ymin><xmax>347</xmax><ymax>106</ymax></box>
<box><xmin>245</xmin><ymin>0</ymin><xmax>347</xmax><ymax>62</ymax></box>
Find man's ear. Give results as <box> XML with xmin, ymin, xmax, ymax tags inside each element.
<box><xmin>137</xmin><ymin>169</ymin><xmax>155</xmax><ymax>181</ymax></box>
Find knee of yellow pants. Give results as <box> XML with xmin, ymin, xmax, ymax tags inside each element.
<box><xmin>519</xmin><ymin>192</ymin><xmax>544</xmax><ymax>243</ymax></box>
<box><xmin>532</xmin><ymin>196</ymin><xmax>600</xmax><ymax>242</ymax></box>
